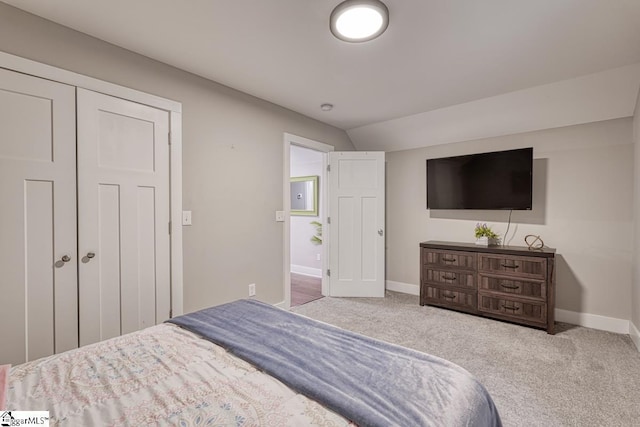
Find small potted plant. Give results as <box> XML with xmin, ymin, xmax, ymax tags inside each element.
<box><xmin>474</xmin><ymin>223</ymin><xmax>500</xmax><ymax>246</ymax></box>
<box><xmin>310</xmin><ymin>221</ymin><xmax>322</xmax><ymax>245</ymax></box>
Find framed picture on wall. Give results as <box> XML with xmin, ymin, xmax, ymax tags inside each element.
<box><xmin>291</xmin><ymin>175</ymin><xmax>318</xmax><ymax>216</ymax></box>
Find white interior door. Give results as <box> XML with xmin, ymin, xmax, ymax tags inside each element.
<box><xmin>328</xmin><ymin>151</ymin><xmax>385</xmax><ymax>297</ymax></box>
<box><xmin>78</xmin><ymin>88</ymin><xmax>171</xmax><ymax>346</ymax></box>
<box><xmin>0</xmin><ymin>68</ymin><xmax>78</xmax><ymax>365</ymax></box>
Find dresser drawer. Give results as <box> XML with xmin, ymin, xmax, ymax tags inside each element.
<box><xmin>423</xmin><ymin>268</ymin><xmax>475</xmax><ymax>288</ymax></box>
<box><xmin>478</xmin><ymin>254</ymin><xmax>547</xmax><ymax>279</ymax></box>
<box><xmin>423</xmin><ymin>285</ymin><xmax>476</xmax><ymax>313</ymax></box>
<box><xmin>478</xmin><ymin>274</ymin><xmax>546</xmax><ymax>301</ymax></box>
<box><xmin>422</xmin><ymin>249</ymin><xmax>476</xmax><ymax>270</ymax></box>
<box><xmin>477</xmin><ymin>294</ymin><xmax>547</xmax><ymax>324</ymax></box>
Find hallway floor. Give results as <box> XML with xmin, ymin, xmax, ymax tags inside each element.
<box><xmin>291</xmin><ymin>273</ymin><xmax>322</xmax><ymax>307</ymax></box>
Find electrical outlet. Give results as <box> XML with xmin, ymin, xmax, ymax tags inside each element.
<box><xmin>248</xmin><ymin>283</ymin><xmax>256</xmax><ymax>297</ymax></box>
<box><xmin>316</xmin><ymin>253</ymin><xmax>321</xmax><ymax>261</ymax></box>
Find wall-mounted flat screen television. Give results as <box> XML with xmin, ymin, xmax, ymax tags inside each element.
<box><xmin>426</xmin><ymin>147</ymin><xmax>533</xmax><ymax>210</ymax></box>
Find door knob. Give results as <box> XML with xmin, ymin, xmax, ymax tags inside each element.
<box><xmin>378</xmin><ymin>229</ymin><xmax>384</xmax><ymax>236</ymax></box>
<box><xmin>61</xmin><ymin>255</ymin><xmax>71</xmax><ymax>262</ymax></box>
<box><xmin>82</xmin><ymin>252</ymin><xmax>97</xmax><ymax>264</ymax></box>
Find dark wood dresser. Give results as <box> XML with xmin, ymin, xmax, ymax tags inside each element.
<box><xmin>420</xmin><ymin>241</ymin><xmax>556</xmax><ymax>334</ymax></box>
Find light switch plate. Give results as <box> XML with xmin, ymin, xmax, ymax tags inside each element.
<box><xmin>275</xmin><ymin>211</ymin><xmax>285</xmax><ymax>222</ymax></box>
<box><xmin>182</xmin><ymin>210</ymin><xmax>192</xmax><ymax>226</ymax></box>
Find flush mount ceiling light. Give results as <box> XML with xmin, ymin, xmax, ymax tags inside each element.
<box><xmin>320</xmin><ymin>103</ymin><xmax>334</xmax><ymax>111</ymax></box>
<box><xmin>330</xmin><ymin>0</ymin><xmax>389</xmax><ymax>43</ymax></box>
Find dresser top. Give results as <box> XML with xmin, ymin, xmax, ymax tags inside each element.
<box><xmin>420</xmin><ymin>240</ymin><xmax>556</xmax><ymax>258</ymax></box>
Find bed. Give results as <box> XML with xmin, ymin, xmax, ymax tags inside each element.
<box><xmin>6</xmin><ymin>299</ymin><xmax>502</xmax><ymax>426</ymax></box>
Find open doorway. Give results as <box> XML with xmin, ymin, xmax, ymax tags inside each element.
<box><xmin>290</xmin><ymin>145</ymin><xmax>323</xmax><ymax>306</ymax></box>
<box><xmin>283</xmin><ymin>133</ymin><xmax>334</xmax><ymax>309</ymax></box>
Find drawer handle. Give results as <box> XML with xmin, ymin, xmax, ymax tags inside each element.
<box><xmin>442</xmin><ymin>274</ymin><xmax>457</xmax><ymax>280</ymax></box>
<box><xmin>441</xmin><ymin>257</ymin><xmax>456</xmax><ymax>262</ymax></box>
<box><xmin>442</xmin><ymin>293</ymin><xmax>456</xmax><ymax>299</ymax></box>
<box><xmin>501</xmin><ymin>304</ymin><xmax>520</xmax><ymax>311</ymax></box>
<box><xmin>500</xmin><ymin>284</ymin><xmax>520</xmax><ymax>290</ymax></box>
<box><xmin>501</xmin><ymin>263</ymin><xmax>519</xmax><ymax>269</ymax></box>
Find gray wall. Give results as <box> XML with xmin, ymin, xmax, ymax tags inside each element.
<box><xmin>387</xmin><ymin>118</ymin><xmax>634</xmax><ymax>320</ymax></box>
<box><xmin>633</xmin><ymin>88</ymin><xmax>640</xmax><ymax>329</ymax></box>
<box><xmin>0</xmin><ymin>4</ymin><xmax>355</xmax><ymax>311</ymax></box>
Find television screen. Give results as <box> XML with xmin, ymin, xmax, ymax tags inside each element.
<box><xmin>426</xmin><ymin>148</ymin><xmax>533</xmax><ymax>210</ymax></box>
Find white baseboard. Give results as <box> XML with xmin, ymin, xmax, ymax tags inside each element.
<box><xmin>386</xmin><ymin>280</ymin><xmax>419</xmax><ymax>296</ymax></box>
<box><xmin>273</xmin><ymin>300</ymin><xmax>286</xmax><ymax>309</ymax></box>
<box><xmin>630</xmin><ymin>321</ymin><xmax>640</xmax><ymax>352</ymax></box>
<box><xmin>291</xmin><ymin>264</ymin><xmax>322</xmax><ymax>278</ymax></box>
<box><xmin>554</xmin><ymin>309</ymin><xmax>629</xmax><ymax>334</ymax></box>
<box><xmin>386</xmin><ymin>280</ymin><xmax>631</xmax><ymax>335</ymax></box>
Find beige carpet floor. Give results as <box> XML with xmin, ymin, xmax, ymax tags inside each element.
<box><xmin>292</xmin><ymin>291</ymin><xmax>640</xmax><ymax>427</ymax></box>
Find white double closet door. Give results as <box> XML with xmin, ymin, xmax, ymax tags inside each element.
<box><xmin>77</xmin><ymin>89</ymin><xmax>171</xmax><ymax>347</ymax></box>
<box><xmin>0</xmin><ymin>69</ymin><xmax>171</xmax><ymax>365</ymax></box>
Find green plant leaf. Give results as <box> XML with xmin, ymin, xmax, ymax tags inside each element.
<box><xmin>310</xmin><ymin>221</ymin><xmax>323</xmax><ymax>245</ymax></box>
<box><xmin>474</xmin><ymin>223</ymin><xmax>499</xmax><ymax>239</ymax></box>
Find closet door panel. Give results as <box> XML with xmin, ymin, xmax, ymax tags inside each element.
<box><xmin>0</xmin><ymin>69</ymin><xmax>78</xmax><ymax>365</ymax></box>
<box><xmin>136</xmin><ymin>186</ymin><xmax>159</xmax><ymax>330</ymax></box>
<box><xmin>25</xmin><ymin>181</ymin><xmax>56</xmax><ymax>360</ymax></box>
<box><xmin>78</xmin><ymin>89</ymin><xmax>171</xmax><ymax>347</ymax></box>
<box><xmin>97</xmin><ymin>184</ymin><xmax>123</xmax><ymax>341</ymax></box>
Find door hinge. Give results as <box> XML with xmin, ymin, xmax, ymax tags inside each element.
<box><xmin>327</xmin><ymin>164</ymin><xmax>331</xmax><ymax>172</ymax></box>
<box><xmin>168</xmin><ymin>131</ymin><xmax>172</xmax><ymax>145</ymax></box>
<box><xmin>169</xmin><ymin>221</ymin><xmax>172</xmax><ymax>234</ymax></box>
<box><xmin>327</xmin><ymin>217</ymin><xmax>331</xmax><ymax>224</ymax></box>
<box><xmin>327</xmin><ymin>269</ymin><xmax>331</xmax><ymax>277</ymax></box>
<box><xmin>169</xmin><ymin>309</ymin><xmax>173</xmax><ymax>318</ymax></box>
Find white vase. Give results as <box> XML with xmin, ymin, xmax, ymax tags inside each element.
<box><xmin>476</xmin><ymin>237</ymin><xmax>499</xmax><ymax>246</ymax></box>
<box><xmin>475</xmin><ymin>236</ymin><xmax>489</xmax><ymax>246</ymax></box>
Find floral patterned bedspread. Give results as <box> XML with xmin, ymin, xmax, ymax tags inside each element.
<box><xmin>7</xmin><ymin>324</ymin><xmax>355</xmax><ymax>426</ymax></box>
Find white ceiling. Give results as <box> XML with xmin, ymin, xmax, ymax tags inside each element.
<box><xmin>5</xmin><ymin>0</ymin><xmax>640</xmax><ymax>149</ymax></box>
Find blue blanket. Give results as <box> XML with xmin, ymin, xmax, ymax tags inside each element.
<box><xmin>168</xmin><ymin>299</ymin><xmax>502</xmax><ymax>427</ymax></box>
